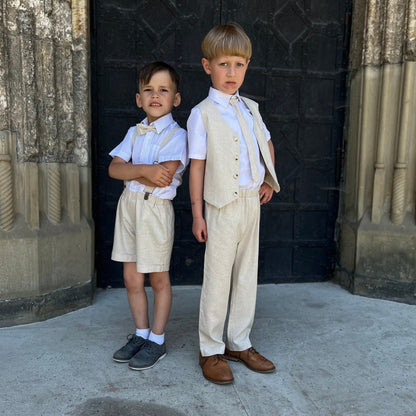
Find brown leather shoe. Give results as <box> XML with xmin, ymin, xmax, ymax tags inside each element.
<box><xmin>224</xmin><ymin>347</ymin><xmax>276</xmax><ymax>373</ymax></box>
<box><xmin>199</xmin><ymin>353</ymin><xmax>234</xmax><ymax>384</ymax></box>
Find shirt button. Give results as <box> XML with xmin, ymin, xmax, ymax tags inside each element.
<box><xmin>235</xmin><ymin>155</ymin><xmax>239</xmax><ymax>160</ymax></box>
<box><xmin>233</xmin><ymin>173</ymin><xmax>238</xmax><ymax>179</ymax></box>
<box><xmin>234</xmin><ymin>191</ymin><xmax>238</xmax><ymax>196</ymax></box>
<box><xmin>234</xmin><ymin>136</ymin><xmax>238</xmax><ymax>142</ymax></box>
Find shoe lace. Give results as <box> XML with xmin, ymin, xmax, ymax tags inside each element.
<box><xmin>126</xmin><ymin>334</ymin><xmax>141</xmax><ymax>344</ymax></box>
<box><xmin>141</xmin><ymin>340</ymin><xmax>163</xmax><ymax>358</ymax></box>
<box><xmin>248</xmin><ymin>347</ymin><xmax>268</xmax><ymax>361</ymax></box>
<box><xmin>202</xmin><ymin>354</ymin><xmax>226</xmax><ymax>365</ymax></box>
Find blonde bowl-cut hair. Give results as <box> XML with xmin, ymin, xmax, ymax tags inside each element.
<box><xmin>201</xmin><ymin>23</ymin><xmax>252</xmax><ymax>60</ymax></box>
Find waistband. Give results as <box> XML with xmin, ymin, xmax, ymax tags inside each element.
<box><xmin>122</xmin><ymin>188</ymin><xmax>171</xmax><ymax>205</ymax></box>
<box><xmin>238</xmin><ymin>188</ymin><xmax>260</xmax><ymax>198</ymax></box>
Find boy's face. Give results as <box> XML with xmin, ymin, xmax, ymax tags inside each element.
<box><xmin>202</xmin><ymin>55</ymin><xmax>249</xmax><ymax>95</ymax></box>
<box><xmin>136</xmin><ymin>70</ymin><xmax>181</xmax><ymax>123</ymax></box>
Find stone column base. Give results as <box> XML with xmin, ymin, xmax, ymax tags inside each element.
<box><xmin>0</xmin><ymin>214</ymin><xmax>94</xmax><ymax>327</ymax></box>
<box><xmin>335</xmin><ymin>213</ymin><xmax>416</xmax><ymax>304</ymax></box>
<box><xmin>0</xmin><ymin>281</ymin><xmax>93</xmax><ymax>327</ymax></box>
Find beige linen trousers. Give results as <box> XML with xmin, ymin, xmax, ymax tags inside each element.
<box><xmin>199</xmin><ymin>188</ymin><xmax>260</xmax><ymax>356</ymax></box>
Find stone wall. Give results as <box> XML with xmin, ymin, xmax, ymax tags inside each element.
<box><xmin>336</xmin><ymin>0</ymin><xmax>416</xmax><ymax>303</ymax></box>
<box><xmin>0</xmin><ymin>0</ymin><xmax>93</xmax><ymax>326</ymax></box>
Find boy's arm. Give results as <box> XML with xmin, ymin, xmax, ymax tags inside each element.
<box><xmin>131</xmin><ymin>128</ymin><xmax>185</xmax><ymax>186</ymax></box>
<box><xmin>189</xmin><ymin>159</ymin><xmax>207</xmax><ymax>242</ymax></box>
<box><xmin>108</xmin><ymin>156</ymin><xmax>174</xmax><ymax>188</ymax></box>
<box><xmin>259</xmin><ymin>140</ymin><xmax>275</xmax><ymax>205</ymax></box>
<box><xmin>268</xmin><ymin>139</ymin><xmax>275</xmax><ymax>165</ymax></box>
<box><xmin>133</xmin><ymin>160</ymin><xmax>180</xmax><ymax>187</ymax></box>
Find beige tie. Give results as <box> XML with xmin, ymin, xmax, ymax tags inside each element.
<box><xmin>136</xmin><ymin>123</ymin><xmax>157</xmax><ymax>135</ymax></box>
<box><xmin>229</xmin><ymin>96</ymin><xmax>259</xmax><ymax>182</ymax></box>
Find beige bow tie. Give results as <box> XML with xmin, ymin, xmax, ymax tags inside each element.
<box><xmin>136</xmin><ymin>123</ymin><xmax>157</xmax><ymax>135</ymax></box>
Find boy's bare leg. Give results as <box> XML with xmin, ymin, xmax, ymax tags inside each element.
<box><xmin>127</xmin><ymin>271</ymin><xmax>170</xmax><ymax>370</ymax></box>
<box><xmin>149</xmin><ymin>271</ymin><xmax>172</xmax><ymax>335</ymax></box>
<box><xmin>123</xmin><ymin>262</ymin><xmax>149</xmax><ymax>329</ymax></box>
<box><xmin>112</xmin><ymin>263</ymin><xmax>148</xmax><ymax>363</ymax></box>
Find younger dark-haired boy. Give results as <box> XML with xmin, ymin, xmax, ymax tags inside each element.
<box><xmin>109</xmin><ymin>61</ymin><xmax>187</xmax><ymax>370</ymax></box>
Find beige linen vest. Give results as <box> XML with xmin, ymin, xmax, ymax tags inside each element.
<box><xmin>196</xmin><ymin>96</ymin><xmax>280</xmax><ymax>208</ymax></box>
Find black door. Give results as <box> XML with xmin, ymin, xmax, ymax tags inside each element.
<box><xmin>91</xmin><ymin>0</ymin><xmax>350</xmax><ymax>287</ymax></box>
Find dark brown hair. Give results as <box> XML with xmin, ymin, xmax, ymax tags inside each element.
<box><xmin>138</xmin><ymin>61</ymin><xmax>180</xmax><ymax>92</ymax></box>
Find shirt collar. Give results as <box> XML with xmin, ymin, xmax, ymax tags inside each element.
<box><xmin>141</xmin><ymin>113</ymin><xmax>174</xmax><ymax>134</ymax></box>
<box><xmin>208</xmin><ymin>87</ymin><xmax>241</xmax><ymax>108</ymax></box>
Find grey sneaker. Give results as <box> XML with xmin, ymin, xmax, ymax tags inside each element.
<box><xmin>113</xmin><ymin>334</ymin><xmax>146</xmax><ymax>363</ymax></box>
<box><xmin>128</xmin><ymin>340</ymin><xmax>167</xmax><ymax>370</ymax></box>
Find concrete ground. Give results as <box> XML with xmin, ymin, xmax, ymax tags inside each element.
<box><xmin>1</xmin><ymin>282</ymin><xmax>416</xmax><ymax>416</ymax></box>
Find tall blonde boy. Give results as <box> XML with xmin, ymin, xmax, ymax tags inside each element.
<box><xmin>109</xmin><ymin>62</ymin><xmax>187</xmax><ymax>371</ymax></box>
<box><xmin>187</xmin><ymin>23</ymin><xmax>280</xmax><ymax>384</ymax></box>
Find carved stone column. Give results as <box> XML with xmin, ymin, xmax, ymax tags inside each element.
<box><xmin>0</xmin><ymin>0</ymin><xmax>93</xmax><ymax>326</ymax></box>
<box><xmin>0</xmin><ymin>132</ymin><xmax>14</xmax><ymax>231</ymax></box>
<box><xmin>336</xmin><ymin>0</ymin><xmax>416</xmax><ymax>303</ymax></box>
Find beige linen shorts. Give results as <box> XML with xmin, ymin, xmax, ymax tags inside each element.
<box><xmin>111</xmin><ymin>188</ymin><xmax>174</xmax><ymax>273</ymax></box>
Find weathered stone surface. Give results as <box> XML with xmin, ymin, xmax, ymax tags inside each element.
<box><xmin>363</xmin><ymin>0</ymin><xmax>383</xmax><ymax>65</ymax></box>
<box><xmin>405</xmin><ymin>0</ymin><xmax>416</xmax><ymax>60</ymax></box>
<box><xmin>35</xmin><ymin>39</ymin><xmax>58</xmax><ymax>160</ymax></box>
<box><xmin>0</xmin><ymin>0</ymin><xmax>93</xmax><ymax>324</ymax></box>
<box><xmin>2</xmin><ymin>0</ymin><xmax>89</xmax><ymax>164</ymax></box>
<box><xmin>382</xmin><ymin>0</ymin><xmax>407</xmax><ymax>64</ymax></box>
<box><xmin>0</xmin><ymin>4</ymin><xmax>9</xmax><ymax>130</ymax></box>
<box><xmin>350</xmin><ymin>0</ymin><xmax>416</xmax><ymax>69</ymax></box>
<box><xmin>72</xmin><ymin>0</ymin><xmax>90</xmax><ymax>167</ymax></box>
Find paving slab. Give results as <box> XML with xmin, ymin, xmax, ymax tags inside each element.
<box><xmin>1</xmin><ymin>282</ymin><xmax>416</xmax><ymax>416</ymax></box>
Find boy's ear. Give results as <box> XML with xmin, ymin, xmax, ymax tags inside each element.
<box><xmin>136</xmin><ymin>93</ymin><xmax>142</xmax><ymax>108</ymax></box>
<box><xmin>201</xmin><ymin>58</ymin><xmax>211</xmax><ymax>75</ymax></box>
<box><xmin>173</xmin><ymin>92</ymin><xmax>181</xmax><ymax>108</ymax></box>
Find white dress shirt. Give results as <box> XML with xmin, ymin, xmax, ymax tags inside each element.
<box><xmin>109</xmin><ymin>113</ymin><xmax>188</xmax><ymax>199</ymax></box>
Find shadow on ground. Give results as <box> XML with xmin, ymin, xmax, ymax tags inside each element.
<box><xmin>70</xmin><ymin>397</ymin><xmax>185</xmax><ymax>416</ymax></box>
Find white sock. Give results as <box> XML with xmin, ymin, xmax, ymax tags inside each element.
<box><xmin>136</xmin><ymin>328</ymin><xmax>150</xmax><ymax>339</ymax></box>
<box><xmin>148</xmin><ymin>331</ymin><xmax>165</xmax><ymax>345</ymax></box>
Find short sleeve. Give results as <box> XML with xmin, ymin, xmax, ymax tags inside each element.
<box><xmin>262</xmin><ymin>121</ymin><xmax>271</xmax><ymax>141</ymax></box>
<box><xmin>253</xmin><ymin>109</ymin><xmax>271</xmax><ymax>142</ymax></box>
<box><xmin>109</xmin><ymin>126</ymin><xmax>136</xmax><ymax>162</ymax></box>
<box><xmin>187</xmin><ymin>107</ymin><xmax>207</xmax><ymax>160</ymax></box>
<box><xmin>157</xmin><ymin>127</ymin><xmax>188</xmax><ymax>173</ymax></box>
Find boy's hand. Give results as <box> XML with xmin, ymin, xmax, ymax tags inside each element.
<box><xmin>143</xmin><ymin>164</ymin><xmax>173</xmax><ymax>187</ymax></box>
<box><xmin>192</xmin><ymin>217</ymin><xmax>208</xmax><ymax>242</ymax></box>
<box><xmin>259</xmin><ymin>182</ymin><xmax>273</xmax><ymax>205</ymax></box>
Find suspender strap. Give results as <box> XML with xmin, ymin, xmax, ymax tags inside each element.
<box><xmin>123</xmin><ymin>126</ymin><xmax>140</xmax><ymax>188</ymax></box>
<box><xmin>143</xmin><ymin>126</ymin><xmax>180</xmax><ymax>199</ymax></box>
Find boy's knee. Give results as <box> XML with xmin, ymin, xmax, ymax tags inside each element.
<box><xmin>123</xmin><ymin>269</ymin><xmax>144</xmax><ymax>290</ymax></box>
<box><xmin>149</xmin><ymin>272</ymin><xmax>171</xmax><ymax>292</ymax></box>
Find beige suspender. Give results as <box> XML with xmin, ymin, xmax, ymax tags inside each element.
<box><xmin>126</xmin><ymin>125</ymin><xmax>180</xmax><ymax>199</ymax></box>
